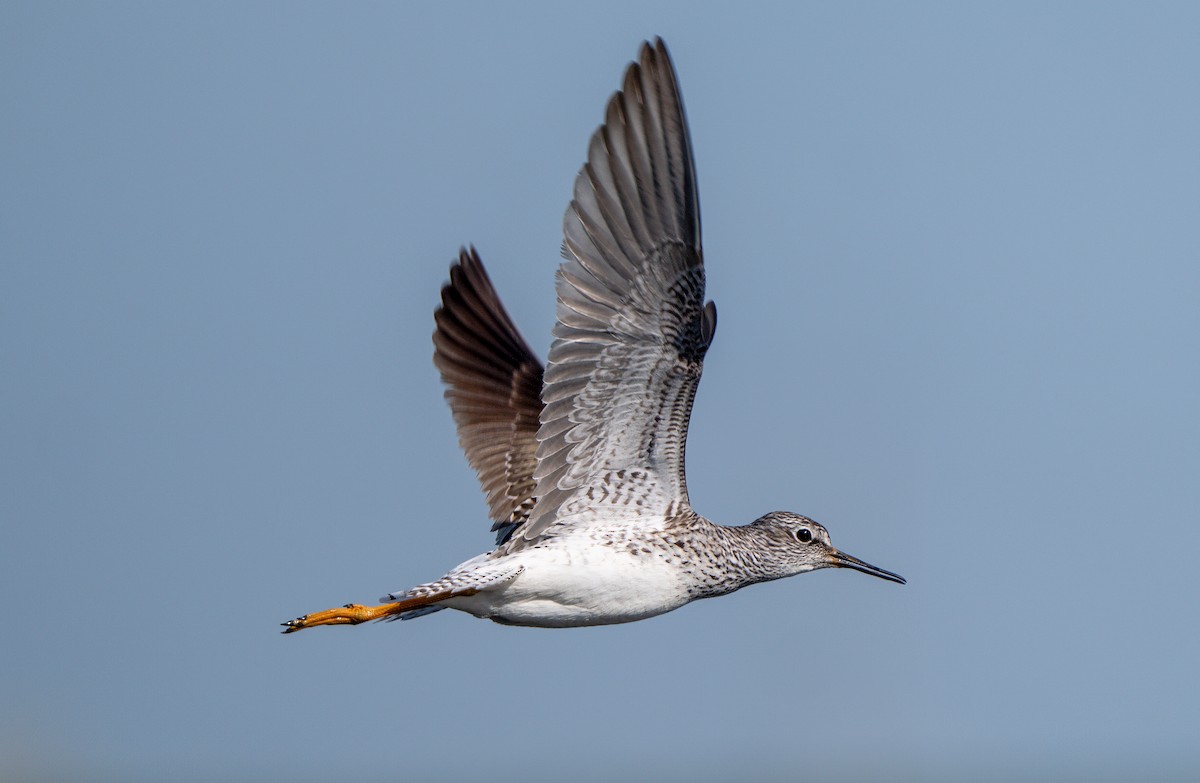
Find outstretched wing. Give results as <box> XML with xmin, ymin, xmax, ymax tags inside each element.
<box><xmin>512</xmin><ymin>39</ymin><xmax>716</xmax><ymax>548</ymax></box>
<box><xmin>433</xmin><ymin>247</ymin><xmax>544</xmax><ymax>544</ymax></box>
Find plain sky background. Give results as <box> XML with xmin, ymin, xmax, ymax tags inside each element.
<box><xmin>3</xmin><ymin>3</ymin><xmax>1199</xmax><ymax>782</ymax></box>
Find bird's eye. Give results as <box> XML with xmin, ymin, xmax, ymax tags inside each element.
<box><xmin>795</xmin><ymin>528</ymin><xmax>813</xmax><ymax>543</ymax></box>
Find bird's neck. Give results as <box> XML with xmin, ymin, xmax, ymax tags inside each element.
<box><xmin>679</xmin><ymin>519</ymin><xmax>784</xmax><ymax>599</ymax></box>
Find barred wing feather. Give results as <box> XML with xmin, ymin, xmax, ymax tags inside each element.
<box><xmin>513</xmin><ymin>39</ymin><xmax>716</xmax><ymax>548</ymax></box>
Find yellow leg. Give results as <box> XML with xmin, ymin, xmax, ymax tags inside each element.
<box><xmin>281</xmin><ymin>602</ymin><xmax>405</xmax><ymax>633</ymax></box>
<box><xmin>281</xmin><ymin>589</ymin><xmax>475</xmax><ymax>634</ymax></box>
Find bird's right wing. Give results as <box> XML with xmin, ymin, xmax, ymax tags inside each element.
<box><xmin>511</xmin><ymin>39</ymin><xmax>715</xmax><ymax>550</ymax></box>
<box><xmin>434</xmin><ymin>248</ymin><xmax>545</xmax><ymax>545</ymax></box>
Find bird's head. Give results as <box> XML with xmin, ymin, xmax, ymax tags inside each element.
<box><xmin>747</xmin><ymin>511</ymin><xmax>906</xmax><ymax>585</ymax></box>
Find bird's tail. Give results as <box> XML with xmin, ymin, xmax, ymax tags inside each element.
<box><xmin>386</xmin><ymin>604</ymin><xmax>446</xmax><ymax>622</ymax></box>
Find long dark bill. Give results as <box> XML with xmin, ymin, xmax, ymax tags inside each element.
<box><xmin>830</xmin><ymin>550</ymin><xmax>906</xmax><ymax>585</ymax></box>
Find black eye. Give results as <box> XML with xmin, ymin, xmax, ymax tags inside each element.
<box><xmin>795</xmin><ymin>528</ymin><xmax>813</xmax><ymax>543</ymax></box>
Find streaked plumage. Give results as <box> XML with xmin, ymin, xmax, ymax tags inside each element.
<box><xmin>282</xmin><ymin>38</ymin><xmax>903</xmax><ymax>635</ymax></box>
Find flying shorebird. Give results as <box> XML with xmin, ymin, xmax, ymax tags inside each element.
<box><xmin>282</xmin><ymin>38</ymin><xmax>904</xmax><ymax>634</ymax></box>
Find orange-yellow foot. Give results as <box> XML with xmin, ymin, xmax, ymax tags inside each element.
<box><xmin>281</xmin><ymin>588</ymin><xmax>473</xmax><ymax>634</ymax></box>
<box><xmin>281</xmin><ymin>602</ymin><xmax>403</xmax><ymax>634</ymax></box>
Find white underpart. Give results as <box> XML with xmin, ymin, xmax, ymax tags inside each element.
<box><xmin>442</xmin><ymin>535</ymin><xmax>693</xmax><ymax>628</ymax></box>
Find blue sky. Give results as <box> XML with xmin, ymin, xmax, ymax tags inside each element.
<box><xmin>3</xmin><ymin>3</ymin><xmax>1198</xmax><ymax>781</ymax></box>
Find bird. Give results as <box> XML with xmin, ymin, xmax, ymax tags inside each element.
<box><xmin>282</xmin><ymin>38</ymin><xmax>904</xmax><ymax>634</ymax></box>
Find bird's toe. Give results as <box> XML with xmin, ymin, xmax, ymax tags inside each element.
<box><xmin>280</xmin><ymin>615</ymin><xmax>308</xmax><ymax>634</ymax></box>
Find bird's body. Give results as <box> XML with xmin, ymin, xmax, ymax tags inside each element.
<box><xmin>438</xmin><ymin>530</ymin><xmax>695</xmax><ymax>628</ymax></box>
<box><xmin>283</xmin><ymin>39</ymin><xmax>904</xmax><ymax>635</ymax></box>
<box><xmin>386</xmin><ymin>517</ymin><xmax>746</xmax><ymax>627</ymax></box>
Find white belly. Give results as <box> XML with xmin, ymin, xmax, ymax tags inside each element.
<box><xmin>444</xmin><ymin>543</ymin><xmax>692</xmax><ymax>628</ymax></box>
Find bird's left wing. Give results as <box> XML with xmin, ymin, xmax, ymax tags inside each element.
<box><xmin>509</xmin><ymin>39</ymin><xmax>716</xmax><ymax>550</ymax></box>
<box><xmin>434</xmin><ymin>247</ymin><xmax>545</xmax><ymax>545</ymax></box>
